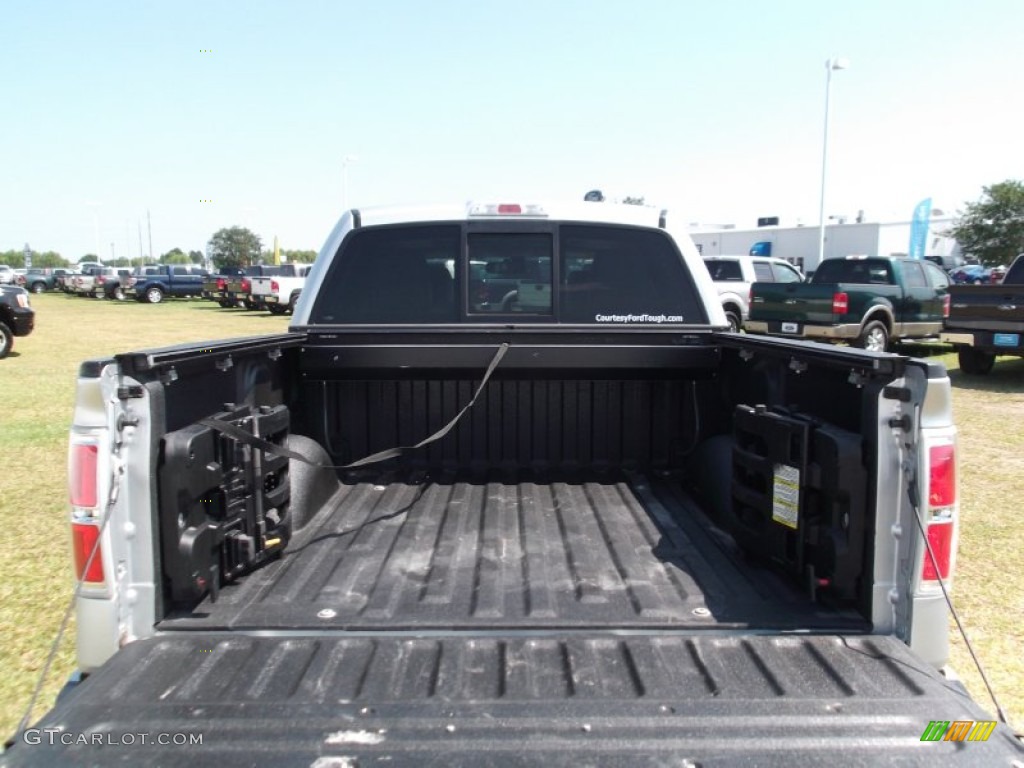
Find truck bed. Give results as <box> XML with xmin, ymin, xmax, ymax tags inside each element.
<box><xmin>162</xmin><ymin>472</ymin><xmax>865</xmax><ymax>632</ymax></box>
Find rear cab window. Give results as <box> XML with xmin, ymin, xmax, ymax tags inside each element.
<box><xmin>703</xmin><ymin>259</ymin><xmax>743</xmax><ymax>281</ymax></box>
<box><xmin>310</xmin><ymin>222</ymin><xmax>707</xmax><ymax>325</ymax></box>
<box><xmin>812</xmin><ymin>258</ymin><xmax>894</xmax><ymax>285</ymax></box>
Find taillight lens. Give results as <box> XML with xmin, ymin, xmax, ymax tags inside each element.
<box><xmin>921</xmin><ymin>522</ymin><xmax>953</xmax><ymax>581</ymax></box>
<box><xmin>242</xmin><ymin>279</ymin><xmax>250</xmax><ymax>292</ymax></box>
<box><xmin>271</xmin><ymin>280</ymin><xmax>280</xmax><ymax>292</ymax></box>
<box><xmin>70</xmin><ymin>443</ymin><xmax>98</xmax><ymax>508</ymax></box>
<box><xmin>942</xmin><ymin>294</ymin><xmax>950</xmax><ymax>318</ymax></box>
<box><xmin>72</xmin><ymin>522</ymin><xmax>105</xmax><ymax>583</ymax></box>
<box><xmin>929</xmin><ymin>444</ymin><xmax>956</xmax><ymax>506</ymax></box>
<box><xmin>832</xmin><ymin>292</ymin><xmax>849</xmax><ymax>314</ymax></box>
<box><xmin>921</xmin><ymin>442</ymin><xmax>957</xmax><ymax>583</ymax></box>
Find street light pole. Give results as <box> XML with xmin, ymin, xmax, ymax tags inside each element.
<box><xmin>817</xmin><ymin>57</ymin><xmax>849</xmax><ymax>268</ymax></box>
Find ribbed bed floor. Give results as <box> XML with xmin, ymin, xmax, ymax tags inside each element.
<box><xmin>162</xmin><ymin>473</ymin><xmax>865</xmax><ymax>632</ymax></box>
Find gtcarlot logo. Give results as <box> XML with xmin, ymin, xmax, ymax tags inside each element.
<box><xmin>22</xmin><ymin>729</ymin><xmax>203</xmax><ymax>746</ymax></box>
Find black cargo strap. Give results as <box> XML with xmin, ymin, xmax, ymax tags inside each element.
<box><xmin>200</xmin><ymin>342</ymin><xmax>510</xmax><ymax>469</ymax></box>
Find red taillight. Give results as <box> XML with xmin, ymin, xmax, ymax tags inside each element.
<box><xmin>271</xmin><ymin>280</ymin><xmax>280</xmax><ymax>292</ymax></box>
<box><xmin>921</xmin><ymin>522</ymin><xmax>953</xmax><ymax>581</ymax></box>
<box><xmin>832</xmin><ymin>292</ymin><xmax>849</xmax><ymax>315</ymax></box>
<box><xmin>217</xmin><ymin>278</ymin><xmax>226</xmax><ymax>290</ymax></box>
<box><xmin>497</xmin><ymin>204</ymin><xmax>522</xmax><ymax>214</ymax></box>
<box><xmin>70</xmin><ymin>443</ymin><xmax>98</xmax><ymax>507</ymax></box>
<box><xmin>921</xmin><ymin>442</ymin><xmax>956</xmax><ymax>583</ymax></box>
<box><xmin>241</xmin><ymin>278</ymin><xmax>250</xmax><ymax>292</ymax></box>
<box><xmin>929</xmin><ymin>444</ymin><xmax>956</xmax><ymax>507</ymax></box>
<box><xmin>72</xmin><ymin>522</ymin><xmax>105</xmax><ymax>583</ymax></box>
<box><xmin>942</xmin><ymin>294</ymin><xmax>950</xmax><ymax>318</ymax></box>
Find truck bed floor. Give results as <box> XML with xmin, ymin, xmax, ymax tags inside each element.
<box><xmin>161</xmin><ymin>473</ymin><xmax>866</xmax><ymax>632</ymax></box>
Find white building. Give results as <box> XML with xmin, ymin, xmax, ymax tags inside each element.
<box><xmin>688</xmin><ymin>217</ymin><xmax>961</xmax><ymax>273</ymax></box>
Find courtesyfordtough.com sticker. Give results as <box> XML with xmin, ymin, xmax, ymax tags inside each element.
<box><xmin>594</xmin><ymin>314</ymin><xmax>684</xmax><ymax>323</ymax></box>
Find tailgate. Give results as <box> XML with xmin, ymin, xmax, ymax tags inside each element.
<box><xmin>947</xmin><ymin>284</ymin><xmax>1024</xmax><ymax>332</ymax></box>
<box><xmin>250</xmin><ymin>277</ymin><xmax>273</xmax><ymax>297</ymax></box>
<box><xmin>8</xmin><ymin>633</ymin><xmax>1022</xmax><ymax>766</ymax></box>
<box><xmin>750</xmin><ymin>282</ymin><xmax>837</xmax><ymax>324</ymax></box>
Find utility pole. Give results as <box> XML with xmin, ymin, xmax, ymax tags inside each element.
<box><xmin>138</xmin><ymin>221</ymin><xmax>144</xmax><ymax>265</ymax></box>
<box><xmin>147</xmin><ymin>209</ymin><xmax>154</xmax><ymax>262</ymax></box>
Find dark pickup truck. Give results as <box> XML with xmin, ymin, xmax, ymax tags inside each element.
<box><xmin>0</xmin><ymin>285</ymin><xmax>34</xmax><ymax>358</ymax></box>
<box><xmin>747</xmin><ymin>256</ymin><xmax>951</xmax><ymax>351</ymax></box>
<box><xmin>941</xmin><ymin>253</ymin><xmax>1024</xmax><ymax>374</ymax></box>
<box><xmin>129</xmin><ymin>265</ymin><xmax>210</xmax><ymax>304</ymax></box>
<box><xmin>201</xmin><ymin>267</ymin><xmax>248</xmax><ymax>308</ymax></box>
<box><xmin>7</xmin><ymin>203</ymin><xmax>1022</xmax><ymax>765</ymax></box>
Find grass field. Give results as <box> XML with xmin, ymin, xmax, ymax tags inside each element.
<box><xmin>1</xmin><ymin>292</ymin><xmax>1022</xmax><ymax>740</ymax></box>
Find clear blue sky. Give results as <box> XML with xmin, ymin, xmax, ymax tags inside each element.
<box><xmin>2</xmin><ymin>0</ymin><xmax>1022</xmax><ymax>262</ymax></box>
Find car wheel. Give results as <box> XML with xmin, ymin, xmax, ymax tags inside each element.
<box><xmin>111</xmin><ymin>286</ymin><xmax>125</xmax><ymax>301</ymax></box>
<box><xmin>146</xmin><ymin>287</ymin><xmax>164</xmax><ymax>304</ymax></box>
<box><xmin>725</xmin><ymin>309</ymin><xmax>742</xmax><ymax>333</ymax></box>
<box><xmin>288</xmin><ymin>291</ymin><xmax>301</xmax><ymax>314</ymax></box>
<box><xmin>243</xmin><ymin>298</ymin><xmax>259</xmax><ymax>310</ymax></box>
<box><xmin>268</xmin><ymin>304</ymin><xmax>287</xmax><ymax>315</ymax></box>
<box><xmin>218</xmin><ymin>299</ymin><xmax>234</xmax><ymax>308</ymax></box>
<box><xmin>957</xmin><ymin>346</ymin><xmax>995</xmax><ymax>375</ymax></box>
<box><xmin>0</xmin><ymin>322</ymin><xmax>12</xmax><ymax>359</ymax></box>
<box><xmin>856</xmin><ymin>320</ymin><xmax>889</xmax><ymax>352</ymax></box>
<box><xmin>30</xmin><ymin>282</ymin><xmax>46</xmax><ymax>294</ymax></box>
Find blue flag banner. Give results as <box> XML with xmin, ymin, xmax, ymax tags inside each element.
<box><xmin>909</xmin><ymin>198</ymin><xmax>932</xmax><ymax>259</ymax></box>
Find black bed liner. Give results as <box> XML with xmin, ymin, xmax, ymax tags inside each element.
<box><xmin>161</xmin><ymin>473</ymin><xmax>865</xmax><ymax>632</ymax></box>
<box><xmin>10</xmin><ymin>633</ymin><xmax>1021</xmax><ymax>766</ymax></box>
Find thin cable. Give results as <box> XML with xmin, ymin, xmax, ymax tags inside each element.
<box><xmin>911</xmin><ymin>507</ymin><xmax>1010</xmax><ymax>725</ymax></box>
<box><xmin>13</xmin><ymin>460</ymin><xmax>121</xmax><ymax>742</ymax></box>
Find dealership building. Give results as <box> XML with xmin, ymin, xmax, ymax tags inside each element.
<box><xmin>688</xmin><ymin>216</ymin><xmax>961</xmax><ymax>273</ymax></box>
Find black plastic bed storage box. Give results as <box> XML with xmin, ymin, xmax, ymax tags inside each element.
<box><xmin>730</xmin><ymin>404</ymin><xmax>866</xmax><ymax>601</ymax></box>
<box><xmin>158</xmin><ymin>404</ymin><xmax>291</xmax><ymax>605</ymax></box>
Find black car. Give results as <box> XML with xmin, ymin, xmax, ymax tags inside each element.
<box><xmin>0</xmin><ymin>285</ymin><xmax>35</xmax><ymax>358</ymax></box>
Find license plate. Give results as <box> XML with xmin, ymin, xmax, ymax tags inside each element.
<box><xmin>994</xmin><ymin>333</ymin><xmax>1019</xmax><ymax>347</ymax></box>
<box><xmin>781</xmin><ymin>322</ymin><xmax>799</xmax><ymax>334</ymax></box>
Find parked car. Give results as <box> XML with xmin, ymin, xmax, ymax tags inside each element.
<box><xmin>989</xmin><ymin>264</ymin><xmax>1008</xmax><ymax>284</ymax></box>
<box><xmin>0</xmin><ymin>284</ymin><xmax>34</xmax><ymax>358</ymax></box>
<box><xmin>747</xmin><ymin>256</ymin><xmax>951</xmax><ymax>351</ymax></box>
<box><xmin>16</xmin><ymin>267</ymin><xmax>69</xmax><ymax>293</ymax></box>
<box><xmin>249</xmin><ymin>263</ymin><xmax>311</xmax><ymax>315</ymax></box>
<box><xmin>56</xmin><ymin>270</ymin><xmax>81</xmax><ymax>293</ymax></box>
<box><xmin>201</xmin><ymin>266</ymin><xmax>248</xmax><ymax>308</ymax></box>
<box><xmin>950</xmin><ymin>265</ymin><xmax>991</xmax><ymax>284</ymax></box>
<box><xmin>941</xmin><ymin>253</ymin><xmax>1024</xmax><ymax>374</ymax></box>
<box><xmin>702</xmin><ymin>254</ymin><xmax>803</xmax><ymax>331</ymax></box>
<box><xmin>71</xmin><ymin>267</ymin><xmax>125</xmax><ymax>298</ymax></box>
<box><xmin>0</xmin><ymin>264</ymin><xmax>14</xmax><ymax>285</ymax></box>
<box><xmin>127</xmin><ymin>264</ymin><xmax>209</xmax><ymax>303</ymax></box>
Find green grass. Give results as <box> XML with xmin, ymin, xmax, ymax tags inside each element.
<box><xmin>1</xmin><ymin>295</ymin><xmax>1022</xmax><ymax>738</ymax></box>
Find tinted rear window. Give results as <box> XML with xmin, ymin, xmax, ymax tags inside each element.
<box><xmin>812</xmin><ymin>259</ymin><xmax>893</xmax><ymax>284</ymax></box>
<box><xmin>559</xmin><ymin>225</ymin><xmax>702</xmax><ymax>324</ymax></box>
<box><xmin>311</xmin><ymin>223</ymin><xmax>705</xmax><ymax>325</ymax></box>
<box><xmin>312</xmin><ymin>225</ymin><xmax>460</xmax><ymax>323</ymax></box>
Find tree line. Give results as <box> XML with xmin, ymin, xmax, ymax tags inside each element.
<box><xmin>2</xmin><ymin>226</ymin><xmax>317</xmax><ymax>270</ymax></box>
<box><xmin>7</xmin><ymin>190</ymin><xmax>1024</xmax><ymax>270</ymax></box>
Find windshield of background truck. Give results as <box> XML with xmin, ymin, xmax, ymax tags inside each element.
<box><xmin>310</xmin><ymin>223</ymin><xmax>707</xmax><ymax>325</ymax></box>
<box><xmin>812</xmin><ymin>258</ymin><xmax>894</xmax><ymax>285</ymax></box>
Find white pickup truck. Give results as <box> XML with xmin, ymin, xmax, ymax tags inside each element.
<box><xmin>7</xmin><ymin>201</ymin><xmax>1022</xmax><ymax>764</ymax></box>
<box><xmin>703</xmin><ymin>254</ymin><xmax>804</xmax><ymax>331</ymax></box>
<box><xmin>249</xmin><ymin>263</ymin><xmax>311</xmax><ymax>315</ymax></box>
